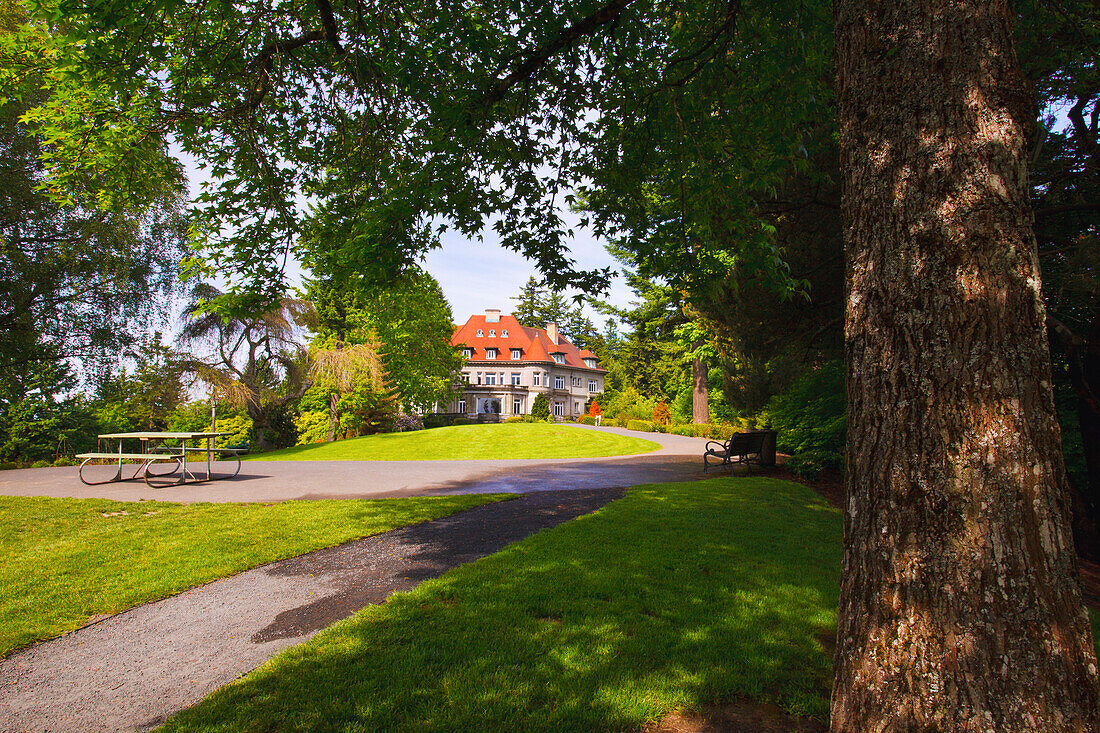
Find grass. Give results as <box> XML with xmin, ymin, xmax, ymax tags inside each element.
<box><xmin>250</xmin><ymin>422</ymin><xmax>661</xmax><ymax>461</ymax></box>
<box><xmin>162</xmin><ymin>477</ymin><xmax>843</xmax><ymax>732</ymax></box>
<box><xmin>0</xmin><ymin>493</ymin><xmax>506</xmax><ymax>658</ymax></box>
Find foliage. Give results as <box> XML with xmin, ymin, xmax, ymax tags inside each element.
<box><xmin>336</xmin><ymin>385</ymin><xmax>395</xmax><ymax>438</ymax></box>
<box><xmin>159</xmin><ymin>478</ymin><xmax>842</xmax><ymax>731</ymax></box>
<box><xmin>0</xmin><ymin>493</ymin><xmax>505</xmax><ymax>658</ymax></box>
<box><xmin>626</xmin><ymin>419</ymin><xmax>655</xmax><ymax>432</ymax></box>
<box><xmin>502</xmin><ymin>415</ymin><xmax>524</xmax><ymax>424</ymax></box>
<box><xmin>578</xmin><ymin>415</ymin><xmax>596</xmax><ymax>425</ymax></box>
<box><xmin>765</xmin><ymin>361</ymin><xmax>845</xmax><ymax>478</ymax></box>
<box><xmin>652</xmin><ymin>401</ymin><xmax>671</xmax><ymax>425</ymax></box>
<box><xmin>179</xmin><ymin>283</ymin><xmax>313</xmax><ymax>450</ymax></box>
<box><xmin>294</xmin><ymin>411</ymin><xmax>329</xmax><ymax>445</ymax></box>
<box><xmin>303</xmin><ymin>266</ymin><xmax>462</xmax><ymax>415</ymax></box>
<box><xmin>668</xmin><ymin>423</ymin><xmax>738</xmax><ymax>440</ymax></box>
<box><xmin>587</xmin><ymin>400</ymin><xmax>601</xmax><ymax>417</ymax></box>
<box><xmin>530</xmin><ymin>393</ymin><xmax>550</xmax><ymax>420</ymax></box>
<box><xmin>248</xmin><ymin>423</ymin><xmax>659</xmax><ymax>462</ymax></box>
<box><xmin>390</xmin><ymin>413</ymin><xmax>424</xmax><ymax>433</ymax></box>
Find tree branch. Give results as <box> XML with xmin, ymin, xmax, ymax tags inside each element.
<box><xmin>475</xmin><ymin>0</ymin><xmax>637</xmax><ymax>110</ymax></box>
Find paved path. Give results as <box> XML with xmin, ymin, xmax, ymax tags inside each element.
<box><xmin>0</xmin><ymin>489</ymin><xmax>624</xmax><ymax>733</ymax></box>
<box><xmin>0</xmin><ymin>425</ymin><xmax>711</xmax><ymax>503</ymax></box>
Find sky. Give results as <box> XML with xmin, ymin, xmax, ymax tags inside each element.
<box><xmin>420</xmin><ymin>224</ymin><xmax>634</xmax><ymax>325</ymax></box>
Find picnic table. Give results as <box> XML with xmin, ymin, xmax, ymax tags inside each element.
<box><xmin>76</xmin><ymin>432</ymin><xmax>245</xmax><ymax>487</ymax></box>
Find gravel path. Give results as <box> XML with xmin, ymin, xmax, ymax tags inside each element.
<box><xmin>0</xmin><ymin>488</ymin><xmax>623</xmax><ymax>733</ymax></box>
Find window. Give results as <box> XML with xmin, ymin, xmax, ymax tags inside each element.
<box><xmin>486</xmin><ymin>348</ymin><xmax>498</xmax><ymax>360</ymax></box>
<box><xmin>458</xmin><ymin>399</ymin><xmax>466</xmax><ymax>413</ymax></box>
<box><xmin>533</xmin><ymin>372</ymin><xmax>541</xmax><ymax>386</ymax></box>
<box><xmin>575</xmin><ymin>402</ymin><xmax>582</xmax><ymax>414</ymax></box>
<box><xmin>461</xmin><ymin>373</ymin><xmax>470</xmax><ymax>383</ymax></box>
<box><xmin>511</xmin><ymin>348</ymin><xmax>522</xmax><ymax>360</ymax></box>
<box><xmin>584</xmin><ymin>358</ymin><xmax>597</xmax><ymax>368</ymax></box>
<box><xmin>485</xmin><ymin>374</ymin><xmax>497</xmax><ymax>385</ymax></box>
<box><xmin>552</xmin><ymin>353</ymin><xmax>565</xmax><ymax>364</ymax></box>
<box><xmin>488</xmin><ymin>329</ymin><xmax>496</xmax><ymax>337</ymax></box>
<box><xmin>589</xmin><ymin>379</ymin><xmax>598</xmax><ymax>392</ymax></box>
<box><xmin>572</xmin><ymin>376</ymin><xmax>582</xmax><ymax>387</ymax></box>
<box><xmin>476</xmin><ymin>329</ymin><xmax>483</xmax><ymax>337</ymax></box>
<box><xmin>502</xmin><ymin>330</ymin><xmax>509</xmax><ymax>338</ymax></box>
<box><xmin>476</xmin><ymin>373</ymin><xmax>482</xmax><ymax>384</ymax></box>
<box><xmin>462</xmin><ymin>348</ymin><xmax>473</xmax><ymax>358</ymax></box>
<box><xmin>553</xmin><ymin>401</ymin><xmax>564</xmax><ymax>416</ymax></box>
<box><xmin>554</xmin><ymin>376</ymin><xmax>565</xmax><ymax>389</ymax></box>
<box><xmin>511</xmin><ymin>373</ymin><xmax>521</xmax><ymax>386</ymax></box>
<box><xmin>513</xmin><ymin>398</ymin><xmax>522</xmax><ymax>414</ymax></box>
<box><xmin>498</xmin><ymin>373</ymin><xmax>504</xmax><ymax>383</ymax></box>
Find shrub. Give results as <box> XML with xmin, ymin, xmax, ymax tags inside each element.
<box><xmin>391</xmin><ymin>413</ymin><xmax>424</xmax><ymax>432</ymax></box>
<box><xmin>31</xmin><ymin>459</ymin><xmax>51</xmax><ymax>468</ymax></box>
<box><xmin>453</xmin><ymin>417</ymin><xmax>473</xmax><ymax>425</ymax></box>
<box><xmin>530</xmin><ymin>393</ymin><xmax>550</xmax><ymax>420</ymax></box>
<box><xmin>295</xmin><ymin>410</ymin><xmax>329</xmax><ymax>445</ymax></box>
<box><xmin>423</xmin><ymin>414</ymin><xmax>456</xmax><ymax>429</ymax></box>
<box><xmin>587</xmin><ymin>400</ymin><xmax>602</xmax><ymax>417</ymax></box>
<box><xmin>578</xmin><ymin>415</ymin><xmax>596</xmax><ymax>425</ymax></box>
<box><xmin>626</xmin><ymin>419</ymin><xmax>654</xmax><ymax>432</ymax></box>
<box><xmin>503</xmin><ymin>416</ymin><xmax>524</xmax><ymax>423</ymax></box>
<box><xmin>652</xmin><ymin>401</ymin><xmax>671</xmax><ymax>425</ymax></box>
<box><xmin>52</xmin><ymin>456</ymin><xmax>77</xmax><ymax>467</ymax></box>
<box><xmin>766</xmin><ymin>360</ymin><xmax>845</xmax><ymax>477</ymax></box>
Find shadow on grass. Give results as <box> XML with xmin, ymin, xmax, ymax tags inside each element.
<box><xmin>163</xmin><ymin>478</ymin><xmax>842</xmax><ymax>732</ymax></box>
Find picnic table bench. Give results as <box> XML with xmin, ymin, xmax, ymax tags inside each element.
<box><xmin>76</xmin><ymin>432</ymin><xmax>245</xmax><ymax>487</ymax></box>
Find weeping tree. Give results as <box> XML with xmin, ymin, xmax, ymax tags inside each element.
<box><xmin>309</xmin><ymin>337</ymin><xmax>393</xmax><ymax>441</ymax></box>
<box><xmin>179</xmin><ymin>283</ymin><xmax>313</xmax><ymax>450</ymax></box>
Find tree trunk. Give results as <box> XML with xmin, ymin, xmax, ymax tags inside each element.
<box><xmin>692</xmin><ymin>351</ymin><xmax>709</xmax><ymax>424</ymax></box>
<box><xmin>247</xmin><ymin>403</ymin><xmax>275</xmax><ymax>452</ymax></box>
<box><xmin>1075</xmin><ymin>306</ymin><xmax>1100</xmax><ymax>559</ymax></box>
<box><xmin>832</xmin><ymin>1</ymin><xmax>1100</xmax><ymax>730</ymax></box>
<box><xmin>328</xmin><ymin>392</ymin><xmax>339</xmax><ymax>442</ymax></box>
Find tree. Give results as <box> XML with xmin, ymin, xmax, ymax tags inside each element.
<box><xmin>300</xmin><ymin>245</ymin><xmax>463</xmax><ymax>415</ymax></box>
<box><xmin>510</xmin><ymin>276</ymin><xmax>599</xmax><ymax>349</ymax></box>
<box><xmin>180</xmin><ymin>283</ymin><xmax>312</xmax><ymax>451</ymax></box>
<box><xmin>831</xmin><ymin>0</ymin><xmax>1099</xmax><ymax>728</ymax></box>
<box><xmin>530</xmin><ymin>393</ymin><xmax>550</xmax><ymax>420</ymax></box>
<box><xmin>15</xmin><ymin>0</ymin><xmax>1100</xmax><ymax>724</ymax></box>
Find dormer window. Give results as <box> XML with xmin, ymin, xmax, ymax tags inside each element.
<box><xmin>502</xmin><ymin>330</ymin><xmax>509</xmax><ymax>338</ymax></box>
<box><xmin>486</xmin><ymin>348</ymin><xmax>498</xmax><ymax>360</ymax></box>
<box><xmin>462</xmin><ymin>348</ymin><xmax>473</xmax><ymax>358</ymax></box>
<box><xmin>488</xmin><ymin>329</ymin><xmax>495</xmax><ymax>337</ymax></box>
<box><xmin>552</xmin><ymin>353</ymin><xmax>565</xmax><ymax>364</ymax></box>
<box><xmin>476</xmin><ymin>329</ymin><xmax>483</xmax><ymax>337</ymax></box>
<box><xmin>511</xmin><ymin>349</ymin><xmax>522</xmax><ymax>360</ymax></box>
<box><xmin>584</xmin><ymin>358</ymin><xmax>597</xmax><ymax>368</ymax></box>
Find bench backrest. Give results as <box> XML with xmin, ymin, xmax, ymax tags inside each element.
<box><xmin>728</xmin><ymin>431</ymin><xmax>766</xmax><ymax>454</ymax></box>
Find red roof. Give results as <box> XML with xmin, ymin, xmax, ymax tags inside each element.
<box><xmin>451</xmin><ymin>314</ymin><xmax>605</xmax><ymax>372</ymax></box>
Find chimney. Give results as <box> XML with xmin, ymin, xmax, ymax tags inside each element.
<box><xmin>546</xmin><ymin>322</ymin><xmax>559</xmax><ymax>345</ymax></box>
<box><xmin>485</xmin><ymin>308</ymin><xmax>501</xmax><ymax>323</ymax></box>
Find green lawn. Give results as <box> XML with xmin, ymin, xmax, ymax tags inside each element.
<box><xmin>250</xmin><ymin>422</ymin><xmax>661</xmax><ymax>461</ymax></box>
<box><xmin>0</xmin><ymin>493</ymin><xmax>506</xmax><ymax>658</ymax></box>
<box><xmin>162</xmin><ymin>478</ymin><xmax>843</xmax><ymax>732</ymax></box>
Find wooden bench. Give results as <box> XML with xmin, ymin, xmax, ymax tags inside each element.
<box><xmin>703</xmin><ymin>431</ymin><xmax>767</xmax><ymax>473</ymax></box>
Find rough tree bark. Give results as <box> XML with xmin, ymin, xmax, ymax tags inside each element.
<box><xmin>832</xmin><ymin>1</ymin><xmax>1100</xmax><ymax>730</ymax></box>
<box><xmin>692</xmin><ymin>352</ymin><xmax>709</xmax><ymax>424</ymax></box>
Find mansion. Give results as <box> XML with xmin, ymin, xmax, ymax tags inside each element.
<box><xmin>444</xmin><ymin>309</ymin><xmax>605</xmax><ymax>419</ymax></box>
